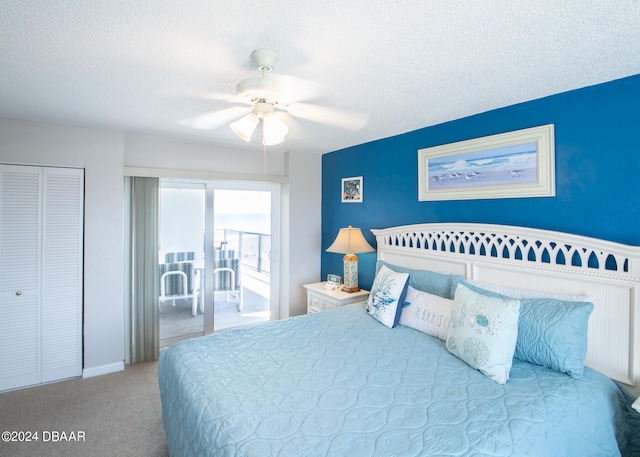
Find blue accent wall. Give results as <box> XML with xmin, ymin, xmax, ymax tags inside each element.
<box><xmin>321</xmin><ymin>74</ymin><xmax>640</xmax><ymax>291</ymax></box>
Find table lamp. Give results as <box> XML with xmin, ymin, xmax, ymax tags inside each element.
<box><xmin>326</xmin><ymin>226</ymin><xmax>375</xmax><ymax>292</ymax></box>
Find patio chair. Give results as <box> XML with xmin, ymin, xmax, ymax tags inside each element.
<box><xmin>159</xmin><ymin>260</ymin><xmax>199</xmax><ymax>317</ymax></box>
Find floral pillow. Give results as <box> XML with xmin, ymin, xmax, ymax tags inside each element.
<box><xmin>366</xmin><ymin>265</ymin><xmax>409</xmax><ymax>328</ymax></box>
<box><xmin>446</xmin><ymin>283</ymin><xmax>520</xmax><ymax>384</ymax></box>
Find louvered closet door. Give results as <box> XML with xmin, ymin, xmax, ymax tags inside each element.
<box><xmin>41</xmin><ymin>167</ymin><xmax>83</xmax><ymax>382</ymax></box>
<box><xmin>0</xmin><ymin>165</ymin><xmax>43</xmax><ymax>391</ymax></box>
<box><xmin>0</xmin><ymin>165</ymin><xmax>83</xmax><ymax>391</ymax></box>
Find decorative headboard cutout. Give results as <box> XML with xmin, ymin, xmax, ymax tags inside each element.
<box><xmin>376</xmin><ymin>224</ymin><xmax>638</xmax><ymax>279</ymax></box>
<box><xmin>372</xmin><ymin>223</ymin><xmax>640</xmax><ymax>396</ymax></box>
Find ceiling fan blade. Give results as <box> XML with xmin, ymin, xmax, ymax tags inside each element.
<box><xmin>199</xmin><ymin>90</ymin><xmax>239</xmax><ymax>102</ymax></box>
<box><xmin>285</xmin><ymin>103</ymin><xmax>369</xmax><ymax>131</ymax></box>
<box><xmin>178</xmin><ymin>106</ymin><xmax>252</xmax><ymax>130</ymax></box>
<box><xmin>268</xmin><ymin>74</ymin><xmax>326</xmax><ymax>103</ymax></box>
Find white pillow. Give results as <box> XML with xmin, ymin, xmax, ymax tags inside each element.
<box><xmin>399</xmin><ymin>286</ymin><xmax>453</xmax><ymax>341</ymax></box>
<box><xmin>446</xmin><ymin>283</ymin><xmax>520</xmax><ymax>384</ymax></box>
<box><xmin>366</xmin><ymin>265</ymin><xmax>409</xmax><ymax>328</ymax></box>
<box><xmin>464</xmin><ymin>279</ymin><xmax>590</xmax><ymax>302</ymax></box>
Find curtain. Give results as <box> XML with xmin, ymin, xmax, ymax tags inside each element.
<box><xmin>129</xmin><ymin>177</ymin><xmax>159</xmax><ymax>363</ymax></box>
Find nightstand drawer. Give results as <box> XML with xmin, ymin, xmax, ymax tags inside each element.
<box><xmin>307</xmin><ymin>294</ymin><xmax>338</xmax><ymax>313</ymax></box>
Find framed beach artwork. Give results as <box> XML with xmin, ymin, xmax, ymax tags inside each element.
<box><xmin>418</xmin><ymin>124</ymin><xmax>555</xmax><ymax>201</ymax></box>
<box><xmin>342</xmin><ymin>176</ymin><xmax>363</xmax><ymax>202</ymax></box>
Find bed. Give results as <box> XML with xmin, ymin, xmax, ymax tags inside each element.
<box><xmin>159</xmin><ymin>223</ymin><xmax>640</xmax><ymax>456</ymax></box>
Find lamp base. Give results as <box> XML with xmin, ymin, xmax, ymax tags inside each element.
<box><xmin>341</xmin><ymin>285</ymin><xmax>361</xmax><ymax>293</ymax></box>
<box><xmin>342</xmin><ymin>254</ymin><xmax>360</xmax><ymax>293</ymax></box>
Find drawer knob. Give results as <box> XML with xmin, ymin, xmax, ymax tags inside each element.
<box><xmin>16</xmin><ymin>291</ymin><xmax>22</xmax><ymax>296</ymax></box>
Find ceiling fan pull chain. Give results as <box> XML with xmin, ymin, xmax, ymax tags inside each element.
<box><xmin>263</xmin><ymin>142</ymin><xmax>267</xmax><ymax>174</ymax></box>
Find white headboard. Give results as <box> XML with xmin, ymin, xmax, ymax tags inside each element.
<box><xmin>372</xmin><ymin>223</ymin><xmax>640</xmax><ymax>396</ymax></box>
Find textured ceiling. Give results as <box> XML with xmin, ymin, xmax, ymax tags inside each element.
<box><xmin>1</xmin><ymin>1</ymin><xmax>640</xmax><ymax>154</ymax></box>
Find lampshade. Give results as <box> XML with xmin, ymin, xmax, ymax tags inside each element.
<box><xmin>326</xmin><ymin>226</ymin><xmax>374</xmax><ymax>293</ymax></box>
<box><xmin>326</xmin><ymin>226</ymin><xmax>375</xmax><ymax>255</ymax></box>
<box><xmin>230</xmin><ymin>113</ymin><xmax>259</xmax><ymax>142</ymax></box>
<box><xmin>262</xmin><ymin>113</ymin><xmax>288</xmax><ymax>145</ymax></box>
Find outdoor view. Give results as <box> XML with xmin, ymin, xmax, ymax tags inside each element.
<box><xmin>158</xmin><ymin>184</ymin><xmax>271</xmax><ymax>345</ymax></box>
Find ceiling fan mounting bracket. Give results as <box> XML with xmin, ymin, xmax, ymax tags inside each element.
<box><xmin>251</xmin><ymin>48</ymin><xmax>279</xmax><ymax>73</ymax></box>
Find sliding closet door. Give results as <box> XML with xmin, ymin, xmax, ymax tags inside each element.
<box><xmin>0</xmin><ymin>165</ymin><xmax>84</xmax><ymax>391</ymax></box>
<box><xmin>0</xmin><ymin>165</ymin><xmax>42</xmax><ymax>390</ymax></box>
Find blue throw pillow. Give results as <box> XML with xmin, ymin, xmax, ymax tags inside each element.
<box><xmin>460</xmin><ymin>281</ymin><xmax>594</xmax><ymax>378</ymax></box>
<box><xmin>376</xmin><ymin>261</ymin><xmax>462</xmax><ymax>299</ymax></box>
<box><xmin>514</xmin><ymin>297</ymin><xmax>593</xmax><ymax>378</ymax></box>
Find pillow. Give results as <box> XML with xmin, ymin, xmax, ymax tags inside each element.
<box><xmin>464</xmin><ymin>279</ymin><xmax>591</xmax><ymax>302</ymax></box>
<box><xmin>446</xmin><ymin>283</ymin><xmax>520</xmax><ymax>384</ymax></box>
<box><xmin>399</xmin><ymin>286</ymin><xmax>453</xmax><ymax>341</ymax></box>
<box><xmin>366</xmin><ymin>265</ymin><xmax>409</xmax><ymax>328</ymax></box>
<box><xmin>514</xmin><ymin>297</ymin><xmax>593</xmax><ymax>378</ymax></box>
<box><xmin>376</xmin><ymin>261</ymin><xmax>462</xmax><ymax>299</ymax></box>
<box><xmin>459</xmin><ymin>280</ymin><xmax>594</xmax><ymax>378</ymax></box>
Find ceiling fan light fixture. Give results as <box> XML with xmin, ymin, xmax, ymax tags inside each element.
<box><xmin>230</xmin><ymin>113</ymin><xmax>259</xmax><ymax>142</ymax></box>
<box><xmin>262</xmin><ymin>113</ymin><xmax>288</xmax><ymax>146</ymax></box>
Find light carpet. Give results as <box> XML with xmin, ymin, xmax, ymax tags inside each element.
<box><xmin>0</xmin><ymin>361</ymin><xmax>168</xmax><ymax>457</ymax></box>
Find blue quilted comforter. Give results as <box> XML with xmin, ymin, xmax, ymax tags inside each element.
<box><xmin>159</xmin><ymin>304</ymin><xmax>640</xmax><ymax>457</ymax></box>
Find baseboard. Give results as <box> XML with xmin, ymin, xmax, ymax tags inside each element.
<box><xmin>82</xmin><ymin>361</ymin><xmax>125</xmax><ymax>379</ymax></box>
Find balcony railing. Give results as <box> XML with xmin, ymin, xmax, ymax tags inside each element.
<box><xmin>214</xmin><ymin>229</ymin><xmax>271</xmax><ymax>275</ymax></box>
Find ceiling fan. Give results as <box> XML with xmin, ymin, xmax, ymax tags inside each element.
<box><xmin>180</xmin><ymin>49</ymin><xmax>369</xmax><ymax>146</ymax></box>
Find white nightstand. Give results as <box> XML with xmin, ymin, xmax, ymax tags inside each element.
<box><xmin>303</xmin><ymin>282</ymin><xmax>369</xmax><ymax>314</ymax></box>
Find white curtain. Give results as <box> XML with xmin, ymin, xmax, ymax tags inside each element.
<box><xmin>129</xmin><ymin>177</ymin><xmax>159</xmax><ymax>363</ymax></box>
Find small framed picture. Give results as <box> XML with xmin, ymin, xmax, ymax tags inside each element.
<box><xmin>341</xmin><ymin>176</ymin><xmax>363</xmax><ymax>203</ymax></box>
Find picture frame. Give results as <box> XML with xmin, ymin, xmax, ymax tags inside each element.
<box><xmin>418</xmin><ymin>124</ymin><xmax>555</xmax><ymax>201</ymax></box>
<box><xmin>341</xmin><ymin>176</ymin><xmax>363</xmax><ymax>203</ymax></box>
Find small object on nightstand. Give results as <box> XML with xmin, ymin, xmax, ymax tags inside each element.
<box><xmin>324</xmin><ymin>274</ymin><xmax>342</xmax><ymax>290</ymax></box>
<box><xmin>304</xmin><ymin>282</ymin><xmax>369</xmax><ymax>314</ymax></box>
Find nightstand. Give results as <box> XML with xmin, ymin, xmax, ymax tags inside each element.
<box><xmin>303</xmin><ymin>282</ymin><xmax>369</xmax><ymax>314</ymax></box>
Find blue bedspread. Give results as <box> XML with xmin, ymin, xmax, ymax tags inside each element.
<box><xmin>159</xmin><ymin>304</ymin><xmax>640</xmax><ymax>457</ymax></box>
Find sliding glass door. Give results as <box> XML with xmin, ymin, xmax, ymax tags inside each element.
<box><xmin>211</xmin><ymin>188</ymin><xmax>272</xmax><ymax>331</ymax></box>
<box><xmin>159</xmin><ymin>179</ymin><xmax>278</xmax><ymax>346</ymax></box>
<box><xmin>158</xmin><ymin>182</ymin><xmax>205</xmax><ymax>345</ymax></box>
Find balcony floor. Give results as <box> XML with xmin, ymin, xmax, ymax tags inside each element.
<box><xmin>159</xmin><ymin>271</ymin><xmax>270</xmax><ymax>344</ymax></box>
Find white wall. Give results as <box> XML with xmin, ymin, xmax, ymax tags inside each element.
<box><xmin>0</xmin><ymin>116</ymin><xmax>322</xmax><ymax>376</ymax></box>
<box><xmin>124</xmin><ymin>133</ymin><xmax>286</xmax><ymax>176</ymax></box>
<box><xmin>282</xmin><ymin>151</ymin><xmax>322</xmax><ymax>316</ymax></box>
<box><xmin>0</xmin><ymin>118</ymin><xmax>125</xmax><ymax>376</ymax></box>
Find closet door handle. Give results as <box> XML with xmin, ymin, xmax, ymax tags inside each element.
<box><xmin>15</xmin><ymin>291</ymin><xmax>22</xmax><ymax>296</ymax></box>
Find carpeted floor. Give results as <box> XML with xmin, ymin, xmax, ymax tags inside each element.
<box><xmin>0</xmin><ymin>362</ymin><xmax>168</xmax><ymax>457</ymax></box>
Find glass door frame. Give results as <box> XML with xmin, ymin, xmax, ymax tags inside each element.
<box><xmin>202</xmin><ymin>180</ymin><xmax>281</xmax><ymax>335</ymax></box>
